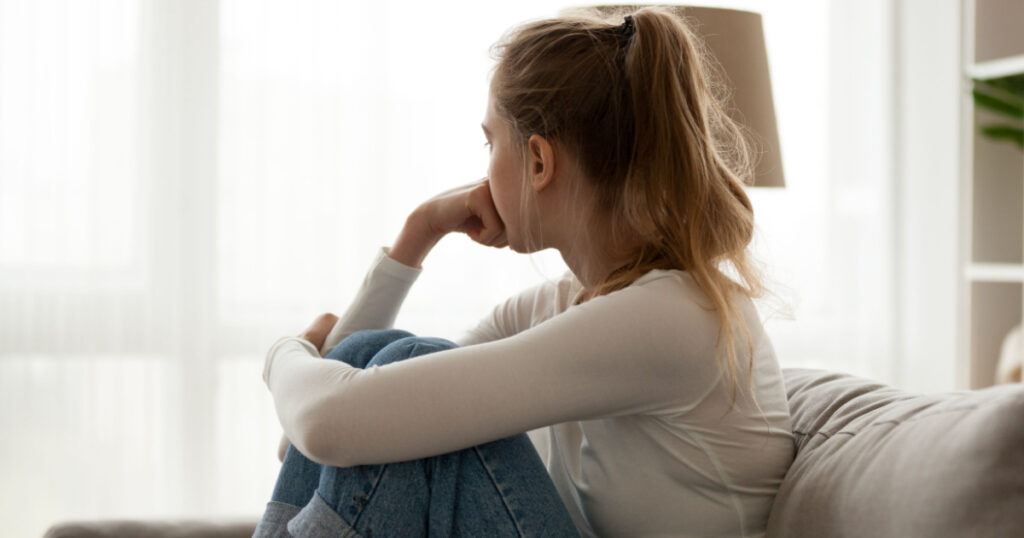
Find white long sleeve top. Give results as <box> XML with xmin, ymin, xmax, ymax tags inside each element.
<box><xmin>263</xmin><ymin>247</ymin><xmax>795</xmax><ymax>537</ymax></box>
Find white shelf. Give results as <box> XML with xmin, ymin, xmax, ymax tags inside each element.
<box><xmin>968</xmin><ymin>54</ymin><xmax>1024</xmax><ymax>79</ymax></box>
<box><xmin>966</xmin><ymin>263</ymin><xmax>1024</xmax><ymax>283</ymax></box>
<box><xmin>960</xmin><ymin>0</ymin><xmax>1024</xmax><ymax>390</ymax></box>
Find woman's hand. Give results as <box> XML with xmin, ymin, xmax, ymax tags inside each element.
<box><xmin>420</xmin><ymin>178</ymin><xmax>508</xmax><ymax>246</ymax></box>
<box><xmin>263</xmin><ymin>312</ymin><xmax>338</xmax><ymax>386</ymax></box>
<box><xmin>298</xmin><ymin>312</ymin><xmax>339</xmax><ymax>353</ymax></box>
<box><xmin>389</xmin><ymin>178</ymin><xmax>507</xmax><ymax>268</ymax></box>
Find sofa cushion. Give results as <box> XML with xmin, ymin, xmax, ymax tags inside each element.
<box><xmin>766</xmin><ymin>368</ymin><xmax>1024</xmax><ymax>537</ymax></box>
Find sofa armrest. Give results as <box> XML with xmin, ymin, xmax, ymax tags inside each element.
<box><xmin>769</xmin><ymin>368</ymin><xmax>1024</xmax><ymax>537</ymax></box>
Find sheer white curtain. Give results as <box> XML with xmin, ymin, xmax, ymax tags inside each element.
<box><xmin>747</xmin><ymin>0</ymin><xmax>897</xmax><ymax>382</ymax></box>
<box><xmin>1</xmin><ymin>0</ymin><xmax>898</xmax><ymax>534</ymax></box>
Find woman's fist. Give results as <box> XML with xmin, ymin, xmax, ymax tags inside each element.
<box><xmin>389</xmin><ymin>177</ymin><xmax>508</xmax><ymax>268</ymax></box>
<box><xmin>420</xmin><ymin>178</ymin><xmax>507</xmax><ymax>247</ymax></box>
<box><xmin>299</xmin><ymin>312</ymin><xmax>339</xmax><ymax>353</ymax></box>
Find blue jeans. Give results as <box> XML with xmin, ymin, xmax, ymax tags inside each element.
<box><xmin>253</xmin><ymin>329</ymin><xmax>580</xmax><ymax>537</ymax></box>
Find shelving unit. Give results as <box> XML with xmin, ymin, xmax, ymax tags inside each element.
<box><xmin>960</xmin><ymin>0</ymin><xmax>1024</xmax><ymax>388</ymax></box>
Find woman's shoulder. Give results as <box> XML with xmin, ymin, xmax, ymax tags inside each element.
<box><xmin>576</xmin><ymin>268</ymin><xmax>767</xmax><ymax>348</ymax></box>
<box><xmin>525</xmin><ymin>267</ymin><xmax>766</xmax><ymax>344</ymax></box>
<box><xmin>593</xmin><ymin>268</ymin><xmax>709</xmax><ymax>315</ymax></box>
<box><xmin>628</xmin><ymin>268</ymin><xmax>764</xmax><ymax>318</ymax></box>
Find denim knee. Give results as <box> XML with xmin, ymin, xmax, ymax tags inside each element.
<box><xmin>324</xmin><ymin>329</ymin><xmax>415</xmax><ymax>364</ymax></box>
<box><xmin>368</xmin><ymin>336</ymin><xmax>459</xmax><ymax>368</ymax></box>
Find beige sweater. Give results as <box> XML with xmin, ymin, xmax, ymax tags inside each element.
<box><xmin>264</xmin><ymin>247</ymin><xmax>795</xmax><ymax>537</ymax></box>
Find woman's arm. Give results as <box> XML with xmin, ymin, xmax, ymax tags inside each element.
<box><xmin>276</xmin><ymin>178</ymin><xmax>508</xmax><ymax>459</ymax></box>
<box><xmin>318</xmin><ymin>178</ymin><xmax>506</xmax><ymax>354</ymax></box>
<box><xmin>276</xmin><ymin>313</ymin><xmax>338</xmax><ymax>462</ymax></box>
<box><xmin>317</xmin><ymin>247</ymin><xmax>424</xmax><ymax>355</ymax></box>
<box><xmin>265</xmin><ymin>274</ymin><xmax>723</xmax><ymax>468</ymax></box>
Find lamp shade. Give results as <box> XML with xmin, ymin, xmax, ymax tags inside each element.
<box><xmin>580</xmin><ymin>5</ymin><xmax>785</xmax><ymax>187</ymax></box>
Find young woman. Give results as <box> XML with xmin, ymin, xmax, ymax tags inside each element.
<box><xmin>256</xmin><ymin>6</ymin><xmax>795</xmax><ymax>537</ymax></box>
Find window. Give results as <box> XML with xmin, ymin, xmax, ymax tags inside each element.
<box><xmin>0</xmin><ymin>1</ymin><xmax>897</xmax><ymax>534</ymax></box>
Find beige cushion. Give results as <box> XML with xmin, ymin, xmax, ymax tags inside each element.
<box><xmin>767</xmin><ymin>368</ymin><xmax>1024</xmax><ymax>537</ymax></box>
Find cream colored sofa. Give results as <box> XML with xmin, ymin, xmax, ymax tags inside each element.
<box><xmin>44</xmin><ymin>368</ymin><xmax>1024</xmax><ymax>537</ymax></box>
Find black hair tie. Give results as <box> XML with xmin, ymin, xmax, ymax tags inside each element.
<box><xmin>621</xmin><ymin>15</ymin><xmax>636</xmax><ymax>41</ymax></box>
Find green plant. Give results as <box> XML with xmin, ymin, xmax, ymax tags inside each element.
<box><xmin>971</xmin><ymin>73</ymin><xmax>1024</xmax><ymax>150</ymax></box>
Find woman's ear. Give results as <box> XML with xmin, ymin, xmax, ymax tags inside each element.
<box><xmin>527</xmin><ymin>134</ymin><xmax>556</xmax><ymax>193</ymax></box>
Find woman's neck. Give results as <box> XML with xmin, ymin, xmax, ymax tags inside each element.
<box><xmin>557</xmin><ymin>215</ymin><xmax>640</xmax><ymax>293</ymax></box>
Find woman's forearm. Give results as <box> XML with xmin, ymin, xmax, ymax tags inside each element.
<box><xmin>388</xmin><ymin>208</ymin><xmax>443</xmax><ymax>269</ymax></box>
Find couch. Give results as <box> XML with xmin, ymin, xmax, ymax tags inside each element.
<box><xmin>44</xmin><ymin>368</ymin><xmax>1024</xmax><ymax>537</ymax></box>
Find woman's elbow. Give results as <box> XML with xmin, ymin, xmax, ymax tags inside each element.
<box><xmin>293</xmin><ymin>408</ymin><xmax>357</xmax><ymax>468</ymax></box>
<box><xmin>298</xmin><ymin>432</ymin><xmax>351</xmax><ymax>468</ymax></box>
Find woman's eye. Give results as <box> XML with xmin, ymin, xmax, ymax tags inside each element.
<box><xmin>482</xmin><ymin>141</ymin><xmax>491</xmax><ymax>149</ymax></box>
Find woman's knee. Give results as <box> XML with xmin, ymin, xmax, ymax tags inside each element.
<box><xmin>368</xmin><ymin>336</ymin><xmax>458</xmax><ymax>367</ymax></box>
<box><xmin>324</xmin><ymin>329</ymin><xmax>416</xmax><ymax>366</ymax></box>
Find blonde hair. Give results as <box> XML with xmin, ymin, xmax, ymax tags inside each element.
<box><xmin>489</xmin><ymin>6</ymin><xmax>767</xmax><ymax>419</ymax></box>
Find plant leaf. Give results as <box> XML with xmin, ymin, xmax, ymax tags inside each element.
<box><xmin>980</xmin><ymin>125</ymin><xmax>1024</xmax><ymax>148</ymax></box>
<box><xmin>974</xmin><ymin>76</ymin><xmax>1024</xmax><ymax>107</ymax></box>
<box><xmin>986</xmin><ymin>74</ymin><xmax>1024</xmax><ymax>97</ymax></box>
<box><xmin>972</xmin><ymin>89</ymin><xmax>1024</xmax><ymax>118</ymax></box>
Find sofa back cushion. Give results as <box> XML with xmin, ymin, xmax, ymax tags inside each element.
<box><xmin>766</xmin><ymin>368</ymin><xmax>1024</xmax><ymax>537</ymax></box>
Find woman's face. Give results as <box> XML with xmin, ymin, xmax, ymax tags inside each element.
<box><xmin>481</xmin><ymin>91</ymin><xmax>529</xmax><ymax>252</ymax></box>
